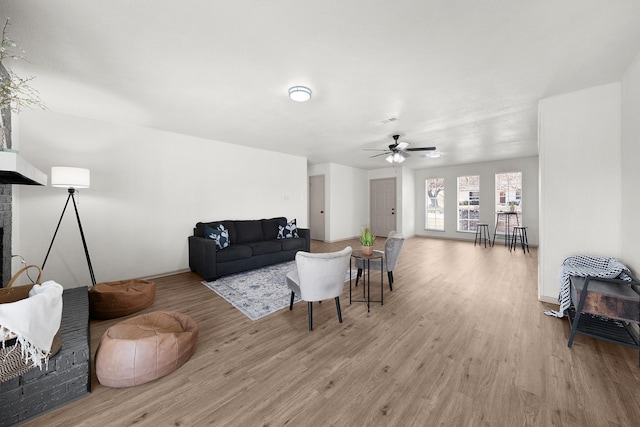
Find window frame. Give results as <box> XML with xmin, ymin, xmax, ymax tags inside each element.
<box><xmin>425</xmin><ymin>178</ymin><xmax>445</xmax><ymax>231</ymax></box>
<box><xmin>494</xmin><ymin>172</ymin><xmax>523</xmax><ymax>234</ymax></box>
<box><xmin>457</xmin><ymin>175</ymin><xmax>480</xmax><ymax>233</ymax></box>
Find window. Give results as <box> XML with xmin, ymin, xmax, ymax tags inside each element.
<box><xmin>457</xmin><ymin>175</ymin><xmax>479</xmax><ymax>232</ymax></box>
<box><xmin>425</xmin><ymin>178</ymin><xmax>444</xmax><ymax>230</ymax></box>
<box><xmin>495</xmin><ymin>172</ymin><xmax>522</xmax><ymax>234</ymax></box>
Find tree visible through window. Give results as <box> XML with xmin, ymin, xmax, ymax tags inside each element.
<box><xmin>458</xmin><ymin>175</ymin><xmax>479</xmax><ymax>232</ymax></box>
<box><xmin>495</xmin><ymin>172</ymin><xmax>522</xmax><ymax>234</ymax></box>
<box><xmin>425</xmin><ymin>178</ymin><xmax>444</xmax><ymax>230</ymax></box>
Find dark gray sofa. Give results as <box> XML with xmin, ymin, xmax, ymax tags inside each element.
<box><xmin>188</xmin><ymin>217</ymin><xmax>310</xmax><ymax>281</ymax></box>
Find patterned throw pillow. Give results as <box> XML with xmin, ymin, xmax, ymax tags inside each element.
<box><xmin>204</xmin><ymin>224</ymin><xmax>230</xmax><ymax>250</ymax></box>
<box><xmin>277</xmin><ymin>218</ymin><xmax>299</xmax><ymax>239</ymax></box>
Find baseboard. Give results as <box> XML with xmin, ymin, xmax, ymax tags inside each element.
<box><xmin>538</xmin><ymin>295</ymin><xmax>558</xmax><ymax>305</ymax></box>
<box><xmin>316</xmin><ymin>236</ymin><xmax>367</xmax><ymax>244</ymax></box>
<box><xmin>141</xmin><ymin>268</ymin><xmax>191</xmax><ymax>280</ymax></box>
<box><xmin>414</xmin><ymin>234</ymin><xmax>538</xmax><ymax>247</ymax></box>
<box><xmin>318</xmin><ymin>234</ymin><xmax>418</xmax><ymax>243</ymax></box>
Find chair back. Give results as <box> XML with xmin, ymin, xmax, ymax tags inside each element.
<box><xmin>295</xmin><ymin>246</ymin><xmax>352</xmax><ymax>302</ymax></box>
<box><xmin>384</xmin><ymin>233</ymin><xmax>405</xmax><ymax>272</ymax></box>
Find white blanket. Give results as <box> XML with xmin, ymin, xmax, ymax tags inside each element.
<box><xmin>0</xmin><ymin>280</ymin><xmax>64</xmax><ymax>368</ymax></box>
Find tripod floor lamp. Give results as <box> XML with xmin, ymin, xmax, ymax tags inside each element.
<box><xmin>42</xmin><ymin>166</ymin><xmax>96</xmax><ymax>286</ymax></box>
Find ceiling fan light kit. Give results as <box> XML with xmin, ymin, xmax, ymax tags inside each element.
<box><xmin>370</xmin><ymin>134</ymin><xmax>436</xmax><ymax>165</ymax></box>
<box><xmin>288</xmin><ymin>86</ymin><xmax>312</xmax><ymax>102</ymax></box>
<box><xmin>386</xmin><ymin>152</ymin><xmax>407</xmax><ymax>164</ymax></box>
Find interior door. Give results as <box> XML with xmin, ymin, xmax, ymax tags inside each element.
<box><xmin>370</xmin><ymin>178</ymin><xmax>396</xmax><ymax>237</ymax></box>
<box><xmin>309</xmin><ymin>175</ymin><xmax>325</xmax><ymax>241</ymax></box>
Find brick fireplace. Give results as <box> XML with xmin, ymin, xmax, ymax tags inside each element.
<box><xmin>0</xmin><ymin>183</ymin><xmax>12</xmax><ymax>287</ymax></box>
<box><xmin>0</xmin><ymin>287</ymin><xmax>91</xmax><ymax>426</ymax></box>
<box><xmin>1</xmin><ymin>88</ymin><xmax>13</xmax><ymax>287</ymax></box>
<box><xmin>0</xmin><ymin>99</ymin><xmax>91</xmax><ymax>424</ymax></box>
<box><xmin>0</xmin><ymin>178</ymin><xmax>91</xmax><ymax>425</ymax></box>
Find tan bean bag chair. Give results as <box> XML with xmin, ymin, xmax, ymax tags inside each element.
<box><xmin>89</xmin><ymin>280</ymin><xmax>156</xmax><ymax>319</ymax></box>
<box><xmin>95</xmin><ymin>311</ymin><xmax>198</xmax><ymax>387</ymax></box>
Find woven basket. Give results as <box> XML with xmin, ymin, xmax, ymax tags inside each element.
<box><xmin>1</xmin><ymin>265</ymin><xmax>62</xmax><ymax>383</ymax></box>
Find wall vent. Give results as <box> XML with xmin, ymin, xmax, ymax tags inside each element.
<box><xmin>373</xmin><ymin>117</ymin><xmax>398</xmax><ymax>126</ymax></box>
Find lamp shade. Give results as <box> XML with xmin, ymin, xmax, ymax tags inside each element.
<box><xmin>51</xmin><ymin>167</ymin><xmax>90</xmax><ymax>189</ymax></box>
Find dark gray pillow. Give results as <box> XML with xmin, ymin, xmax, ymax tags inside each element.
<box><xmin>278</xmin><ymin>218</ymin><xmax>299</xmax><ymax>239</ymax></box>
<box><xmin>204</xmin><ymin>224</ymin><xmax>230</xmax><ymax>250</ymax></box>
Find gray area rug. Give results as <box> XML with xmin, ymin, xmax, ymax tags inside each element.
<box><xmin>202</xmin><ymin>261</ymin><xmax>354</xmax><ymax>321</ymax></box>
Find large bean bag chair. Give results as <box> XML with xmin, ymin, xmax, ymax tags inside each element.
<box><xmin>89</xmin><ymin>280</ymin><xmax>156</xmax><ymax>319</ymax></box>
<box><xmin>95</xmin><ymin>311</ymin><xmax>198</xmax><ymax>387</ymax></box>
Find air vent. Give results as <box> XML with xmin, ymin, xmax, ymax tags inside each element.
<box><xmin>373</xmin><ymin>117</ymin><xmax>398</xmax><ymax>126</ymax></box>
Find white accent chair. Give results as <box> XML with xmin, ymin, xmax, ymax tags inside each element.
<box><xmin>355</xmin><ymin>231</ymin><xmax>405</xmax><ymax>291</ymax></box>
<box><xmin>285</xmin><ymin>246</ymin><xmax>352</xmax><ymax>331</ymax></box>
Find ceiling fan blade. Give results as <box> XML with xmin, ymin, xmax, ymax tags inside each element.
<box><xmin>396</xmin><ymin>142</ymin><xmax>409</xmax><ymax>150</ymax></box>
<box><xmin>369</xmin><ymin>152</ymin><xmax>391</xmax><ymax>158</ymax></box>
<box><xmin>363</xmin><ymin>148</ymin><xmax>389</xmax><ymax>151</ymax></box>
<box><xmin>405</xmin><ymin>146</ymin><xmax>436</xmax><ymax>152</ymax></box>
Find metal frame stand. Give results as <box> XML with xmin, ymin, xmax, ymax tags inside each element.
<box><xmin>350</xmin><ymin>251</ymin><xmax>384</xmax><ymax>312</ymax></box>
<box><xmin>42</xmin><ymin>188</ymin><xmax>96</xmax><ymax>286</ymax></box>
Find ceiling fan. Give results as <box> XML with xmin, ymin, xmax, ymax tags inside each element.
<box><xmin>367</xmin><ymin>135</ymin><xmax>437</xmax><ymax>164</ymax></box>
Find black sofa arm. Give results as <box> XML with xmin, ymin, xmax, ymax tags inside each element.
<box><xmin>188</xmin><ymin>236</ymin><xmax>218</xmax><ymax>281</ymax></box>
<box><xmin>297</xmin><ymin>228</ymin><xmax>311</xmax><ymax>252</ymax></box>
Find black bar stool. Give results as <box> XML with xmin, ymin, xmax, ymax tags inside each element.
<box><xmin>510</xmin><ymin>226</ymin><xmax>530</xmax><ymax>253</ymax></box>
<box><xmin>474</xmin><ymin>224</ymin><xmax>491</xmax><ymax>248</ymax></box>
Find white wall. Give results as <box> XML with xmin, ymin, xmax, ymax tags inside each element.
<box><xmin>308</xmin><ymin>162</ymin><xmax>368</xmax><ymax>242</ymax></box>
<box><xmin>538</xmin><ymin>83</ymin><xmax>622</xmax><ymax>302</ymax></box>
<box><xmin>401</xmin><ymin>167</ymin><xmax>416</xmax><ymax>237</ymax></box>
<box><xmin>621</xmin><ymin>54</ymin><xmax>640</xmax><ymax>271</ymax></box>
<box><xmin>15</xmin><ymin>110</ymin><xmax>307</xmax><ymax>288</ymax></box>
<box><xmin>413</xmin><ymin>157</ymin><xmax>539</xmax><ymax>243</ymax></box>
<box><xmin>308</xmin><ymin>164</ymin><xmax>416</xmax><ymax>242</ymax></box>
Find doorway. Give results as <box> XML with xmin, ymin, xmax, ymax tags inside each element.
<box><xmin>370</xmin><ymin>178</ymin><xmax>396</xmax><ymax>237</ymax></box>
<box><xmin>309</xmin><ymin>175</ymin><xmax>325</xmax><ymax>241</ymax></box>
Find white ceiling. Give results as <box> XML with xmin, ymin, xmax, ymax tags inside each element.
<box><xmin>3</xmin><ymin>0</ymin><xmax>640</xmax><ymax>170</ymax></box>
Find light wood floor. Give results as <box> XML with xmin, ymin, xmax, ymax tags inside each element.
<box><xmin>25</xmin><ymin>237</ymin><xmax>639</xmax><ymax>427</ymax></box>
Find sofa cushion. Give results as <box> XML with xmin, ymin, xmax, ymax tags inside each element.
<box><xmin>278</xmin><ymin>237</ymin><xmax>306</xmax><ymax>251</ymax></box>
<box><xmin>246</xmin><ymin>241</ymin><xmax>282</xmax><ymax>256</ymax></box>
<box><xmin>262</xmin><ymin>217</ymin><xmax>285</xmax><ymax>240</ymax></box>
<box><xmin>215</xmin><ymin>244</ymin><xmax>252</xmax><ymax>263</ymax></box>
<box><xmin>278</xmin><ymin>218</ymin><xmax>299</xmax><ymax>239</ymax></box>
<box><xmin>235</xmin><ymin>220</ymin><xmax>264</xmax><ymax>244</ymax></box>
<box><xmin>204</xmin><ymin>224</ymin><xmax>230</xmax><ymax>250</ymax></box>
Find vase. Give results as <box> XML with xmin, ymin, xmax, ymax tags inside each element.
<box><xmin>361</xmin><ymin>245</ymin><xmax>373</xmax><ymax>256</ymax></box>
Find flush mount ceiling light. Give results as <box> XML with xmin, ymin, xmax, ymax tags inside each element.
<box><xmin>288</xmin><ymin>86</ymin><xmax>312</xmax><ymax>102</ymax></box>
